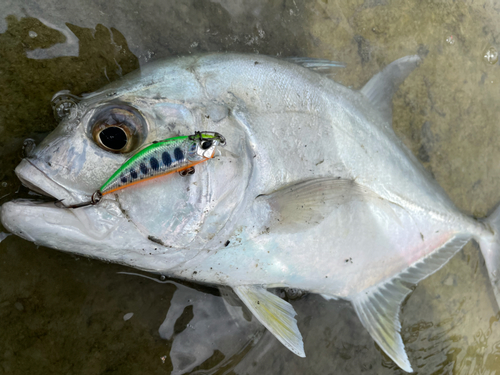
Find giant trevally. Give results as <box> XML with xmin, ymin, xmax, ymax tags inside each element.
<box><xmin>1</xmin><ymin>53</ymin><xmax>499</xmax><ymax>372</ymax></box>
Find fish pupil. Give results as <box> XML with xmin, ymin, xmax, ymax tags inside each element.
<box><xmin>98</xmin><ymin>126</ymin><xmax>128</xmax><ymax>150</ymax></box>
<box><xmin>150</xmin><ymin>157</ymin><xmax>159</xmax><ymax>170</ymax></box>
<box><xmin>174</xmin><ymin>147</ymin><xmax>184</xmax><ymax>161</ymax></box>
<box><xmin>162</xmin><ymin>151</ymin><xmax>172</xmax><ymax>167</ymax></box>
<box><xmin>130</xmin><ymin>169</ymin><xmax>138</xmax><ymax>179</ymax></box>
<box><xmin>140</xmin><ymin>163</ymin><xmax>149</xmax><ymax>175</ymax></box>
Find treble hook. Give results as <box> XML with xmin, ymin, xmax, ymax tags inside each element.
<box><xmin>179</xmin><ymin>166</ymin><xmax>195</xmax><ymax>177</ymax></box>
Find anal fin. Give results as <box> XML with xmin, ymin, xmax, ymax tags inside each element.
<box><xmin>233</xmin><ymin>285</ymin><xmax>305</xmax><ymax>357</ymax></box>
<box><xmin>352</xmin><ymin>234</ymin><xmax>470</xmax><ymax>373</ymax></box>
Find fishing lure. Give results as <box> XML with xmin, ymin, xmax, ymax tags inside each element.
<box><xmin>67</xmin><ymin>131</ymin><xmax>226</xmax><ymax>208</ymax></box>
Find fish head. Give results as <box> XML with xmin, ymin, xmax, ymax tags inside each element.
<box><xmin>0</xmin><ymin>57</ymin><xmax>253</xmax><ymax>271</ymax></box>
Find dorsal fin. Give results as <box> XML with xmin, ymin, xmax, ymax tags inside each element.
<box><xmin>360</xmin><ymin>55</ymin><xmax>421</xmax><ymax>123</ymax></box>
<box><xmin>286</xmin><ymin>57</ymin><xmax>345</xmax><ymax>71</ymax></box>
<box><xmin>352</xmin><ymin>234</ymin><xmax>470</xmax><ymax>372</ymax></box>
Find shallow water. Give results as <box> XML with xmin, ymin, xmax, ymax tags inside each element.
<box><xmin>1</xmin><ymin>1</ymin><xmax>500</xmax><ymax>374</ymax></box>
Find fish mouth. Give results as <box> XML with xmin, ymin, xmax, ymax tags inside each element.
<box><xmin>17</xmin><ymin>174</ymin><xmax>57</xmax><ymax>200</ymax></box>
<box><xmin>0</xmin><ymin>159</ymin><xmax>138</xmax><ymax>256</ymax></box>
<box><xmin>0</xmin><ymin>158</ymin><xmax>90</xmax><ymax>242</ymax></box>
<box><xmin>14</xmin><ymin>159</ymin><xmax>81</xmax><ymax>205</ymax></box>
<box><xmin>0</xmin><ymin>159</ymin><xmax>190</xmax><ymax>272</ymax></box>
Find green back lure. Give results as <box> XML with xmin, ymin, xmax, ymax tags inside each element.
<box><xmin>68</xmin><ymin>131</ymin><xmax>225</xmax><ymax>208</ymax></box>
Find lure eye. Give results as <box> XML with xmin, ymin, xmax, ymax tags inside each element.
<box><xmin>201</xmin><ymin>140</ymin><xmax>213</xmax><ymax>150</ymax></box>
<box><xmin>90</xmin><ymin>105</ymin><xmax>147</xmax><ymax>153</ymax></box>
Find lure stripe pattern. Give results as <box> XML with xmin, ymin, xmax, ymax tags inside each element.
<box><xmin>100</xmin><ymin>136</ymin><xmax>198</xmax><ymax>195</ymax></box>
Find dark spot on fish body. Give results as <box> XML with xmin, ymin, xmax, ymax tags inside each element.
<box><xmin>174</xmin><ymin>147</ymin><xmax>184</xmax><ymax>161</ymax></box>
<box><xmin>150</xmin><ymin>157</ymin><xmax>159</xmax><ymax>170</ymax></box>
<box><xmin>120</xmin><ymin>175</ymin><xmax>127</xmax><ymax>183</ymax></box>
<box><xmin>224</xmin><ymin>240</ymin><xmax>230</xmax><ymax>247</ymax></box>
<box><xmin>148</xmin><ymin>235</ymin><xmax>165</xmax><ymax>246</ymax></box>
<box><xmin>193</xmin><ymin>271</ymin><xmax>197</xmax><ymax>275</ymax></box>
<box><xmin>162</xmin><ymin>151</ymin><xmax>172</xmax><ymax>167</ymax></box>
<box><xmin>140</xmin><ymin>162</ymin><xmax>148</xmax><ymax>175</ymax></box>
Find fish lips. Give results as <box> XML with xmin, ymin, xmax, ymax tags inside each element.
<box><xmin>15</xmin><ymin>158</ymin><xmax>79</xmax><ymax>204</ymax></box>
<box><xmin>0</xmin><ymin>158</ymin><xmax>125</xmax><ymax>252</ymax></box>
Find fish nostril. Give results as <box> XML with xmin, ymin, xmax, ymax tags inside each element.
<box><xmin>21</xmin><ymin>138</ymin><xmax>37</xmax><ymax>158</ymax></box>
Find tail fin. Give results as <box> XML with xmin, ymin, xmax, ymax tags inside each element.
<box><xmin>479</xmin><ymin>205</ymin><xmax>500</xmax><ymax>307</ymax></box>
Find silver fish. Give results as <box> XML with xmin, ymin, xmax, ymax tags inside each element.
<box><xmin>2</xmin><ymin>53</ymin><xmax>499</xmax><ymax>372</ymax></box>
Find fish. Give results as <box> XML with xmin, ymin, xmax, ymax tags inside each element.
<box><xmin>1</xmin><ymin>53</ymin><xmax>500</xmax><ymax>372</ymax></box>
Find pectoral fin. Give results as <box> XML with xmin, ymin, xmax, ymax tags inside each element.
<box><xmin>256</xmin><ymin>177</ymin><xmax>400</xmax><ymax>232</ymax></box>
<box><xmin>233</xmin><ymin>285</ymin><xmax>305</xmax><ymax>357</ymax></box>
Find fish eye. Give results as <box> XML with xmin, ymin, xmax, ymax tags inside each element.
<box><xmin>90</xmin><ymin>105</ymin><xmax>147</xmax><ymax>153</ymax></box>
<box><xmin>201</xmin><ymin>140</ymin><xmax>213</xmax><ymax>150</ymax></box>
